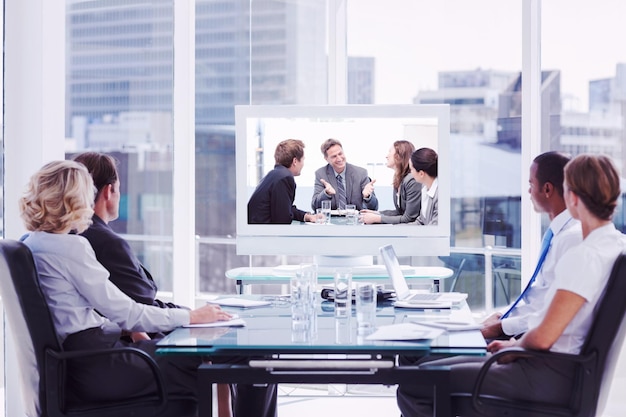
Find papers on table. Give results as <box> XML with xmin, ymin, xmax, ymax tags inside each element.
<box><xmin>209</xmin><ymin>297</ymin><xmax>271</xmax><ymax>308</ymax></box>
<box><xmin>410</xmin><ymin>320</ymin><xmax>482</xmax><ymax>332</ymax></box>
<box><xmin>394</xmin><ymin>300</ymin><xmax>452</xmax><ymax>309</ymax></box>
<box><xmin>365</xmin><ymin>323</ymin><xmax>444</xmax><ymax>341</ymax></box>
<box><xmin>183</xmin><ymin>313</ymin><xmax>245</xmax><ymax>328</ymax></box>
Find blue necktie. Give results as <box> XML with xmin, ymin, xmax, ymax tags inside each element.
<box><xmin>336</xmin><ymin>174</ymin><xmax>347</xmax><ymax>210</ymax></box>
<box><xmin>501</xmin><ymin>228</ymin><xmax>554</xmax><ymax>319</ymax></box>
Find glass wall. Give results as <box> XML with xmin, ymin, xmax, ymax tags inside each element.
<box><xmin>64</xmin><ymin>0</ymin><xmax>176</xmax><ymax>293</ymax></box>
<box><xmin>57</xmin><ymin>0</ymin><xmax>626</xmax><ymax>309</ymax></box>
<box><xmin>347</xmin><ymin>0</ymin><xmax>523</xmax><ymax>309</ymax></box>
<box><xmin>542</xmin><ymin>0</ymin><xmax>626</xmax><ymax>232</ymax></box>
<box><xmin>195</xmin><ymin>0</ymin><xmax>328</xmax><ymax>294</ymax></box>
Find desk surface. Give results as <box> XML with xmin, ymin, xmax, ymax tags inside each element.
<box><xmin>157</xmin><ymin>299</ymin><xmax>485</xmax><ymax>357</ymax></box>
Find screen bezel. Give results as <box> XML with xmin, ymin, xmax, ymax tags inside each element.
<box><xmin>235</xmin><ymin>104</ymin><xmax>450</xmax><ymax>257</ymax></box>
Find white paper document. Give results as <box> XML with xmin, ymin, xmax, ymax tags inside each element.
<box><xmin>209</xmin><ymin>297</ymin><xmax>271</xmax><ymax>308</ymax></box>
<box><xmin>365</xmin><ymin>323</ymin><xmax>444</xmax><ymax>341</ymax></box>
<box><xmin>394</xmin><ymin>300</ymin><xmax>452</xmax><ymax>309</ymax></box>
<box><xmin>410</xmin><ymin>320</ymin><xmax>482</xmax><ymax>332</ymax></box>
<box><xmin>183</xmin><ymin>317</ymin><xmax>246</xmax><ymax>328</ymax></box>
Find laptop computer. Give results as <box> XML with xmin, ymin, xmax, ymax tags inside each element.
<box><xmin>379</xmin><ymin>244</ymin><xmax>467</xmax><ymax>308</ymax></box>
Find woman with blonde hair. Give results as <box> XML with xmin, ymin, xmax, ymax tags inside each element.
<box><xmin>361</xmin><ymin>140</ymin><xmax>421</xmax><ymax>224</ymax></box>
<box><xmin>19</xmin><ymin>161</ymin><xmax>275</xmax><ymax>415</ymax></box>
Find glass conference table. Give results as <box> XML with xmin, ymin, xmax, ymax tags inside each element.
<box><xmin>157</xmin><ymin>297</ymin><xmax>486</xmax><ymax>417</ymax></box>
<box><xmin>226</xmin><ymin>265</ymin><xmax>454</xmax><ymax>294</ymax></box>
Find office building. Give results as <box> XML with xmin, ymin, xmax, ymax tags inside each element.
<box><xmin>347</xmin><ymin>56</ymin><xmax>375</xmax><ymax>104</ymax></box>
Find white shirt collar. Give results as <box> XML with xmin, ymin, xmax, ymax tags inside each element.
<box><xmin>549</xmin><ymin>209</ymin><xmax>574</xmax><ymax>235</ymax></box>
<box><xmin>425</xmin><ymin>177</ymin><xmax>438</xmax><ymax>198</ymax></box>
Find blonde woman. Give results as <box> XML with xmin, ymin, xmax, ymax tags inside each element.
<box><xmin>361</xmin><ymin>140</ymin><xmax>421</xmax><ymax>224</ymax></box>
<box><xmin>20</xmin><ymin>161</ymin><xmax>276</xmax><ymax>416</ymax></box>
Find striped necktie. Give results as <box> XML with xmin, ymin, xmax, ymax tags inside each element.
<box><xmin>336</xmin><ymin>174</ymin><xmax>347</xmax><ymax>210</ymax></box>
<box><xmin>502</xmin><ymin>228</ymin><xmax>554</xmax><ymax>318</ymax></box>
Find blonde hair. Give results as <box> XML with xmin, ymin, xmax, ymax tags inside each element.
<box><xmin>20</xmin><ymin>160</ymin><xmax>96</xmax><ymax>233</ymax></box>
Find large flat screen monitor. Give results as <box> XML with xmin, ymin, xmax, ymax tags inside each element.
<box><xmin>236</xmin><ymin>104</ymin><xmax>450</xmax><ymax>257</ymax></box>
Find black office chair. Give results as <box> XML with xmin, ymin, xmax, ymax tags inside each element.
<box><xmin>0</xmin><ymin>240</ymin><xmax>197</xmax><ymax>417</ymax></box>
<box><xmin>451</xmin><ymin>251</ymin><xmax>626</xmax><ymax>417</ymax></box>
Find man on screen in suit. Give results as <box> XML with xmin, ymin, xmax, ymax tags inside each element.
<box><xmin>74</xmin><ymin>152</ymin><xmax>277</xmax><ymax>417</ymax></box>
<box><xmin>248</xmin><ymin>138</ymin><xmax>317</xmax><ymax>224</ymax></box>
<box><xmin>481</xmin><ymin>151</ymin><xmax>582</xmax><ymax>339</ymax></box>
<box><xmin>311</xmin><ymin>138</ymin><xmax>378</xmax><ymax>211</ymax></box>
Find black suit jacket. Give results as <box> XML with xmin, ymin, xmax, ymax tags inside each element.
<box><xmin>247</xmin><ymin>164</ymin><xmax>307</xmax><ymax>224</ymax></box>
<box><xmin>81</xmin><ymin>215</ymin><xmax>181</xmax><ymax>309</ymax></box>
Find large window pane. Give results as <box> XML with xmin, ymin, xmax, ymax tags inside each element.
<box><xmin>542</xmin><ymin>0</ymin><xmax>626</xmax><ymax>233</ymax></box>
<box><xmin>195</xmin><ymin>0</ymin><xmax>328</xmax><ymax>294</ymax></box>
<box><xmin>347</xmin><ymin>0</ymin><xmax>523</xmax><ymax>310</ymax></box>
<box><xmin>65</xmin><ymin>0</ymin><xmax>176</xmax><ymax>292</ymax></box>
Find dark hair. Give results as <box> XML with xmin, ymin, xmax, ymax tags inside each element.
<box><xmin>320</xmin><ymin>138</ymin><xmax>342</xmax><ymax>158</ymax></box>
<box><xmin>410</xmin><ymin>147</ymin><xmax>438</xmax><ymax>178</ymax></box>
<box><xmin>72</xmin><ymin>152</ymin><xmax>119</xmax><ymax>198</ymax></box>
<box><xmin>564</xmin><ymin>154</ymin><xmax>621</xmax><ymax>221</ymax></box>
<box><xmin>533</xmin><ymin>151</ymin><xmax>570</xmax><ymax>198</ymax></box>
<box><xmin>392</xmin><ymin>140</ymin><xmax>415</xmax><ymax>189</ymax></box>
<box><xmin>274</xmin><ymin>139</ymin><xmax>305</xmax><ymax>168</ymax></box>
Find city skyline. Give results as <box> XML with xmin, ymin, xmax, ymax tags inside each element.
<box><xmin>348</xmin><ymin>0</ymin><xmax>626</xmax><ymax>111</ymax></box>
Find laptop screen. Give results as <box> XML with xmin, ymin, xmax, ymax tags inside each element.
<box><xmin>379</xmin><ymin>244</ymin><xmax>411</xmax><ymax>299</ymax></box>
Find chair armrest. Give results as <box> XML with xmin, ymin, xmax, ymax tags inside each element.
<box><xmin>45</xmin><ymin>346</ymin><xmax>168</xmax><ymax>417</ymax></box>
<box><xmin>470</xmin><ymin>347</ymin><xmax>596</xmax><ymax>416</ymax></box>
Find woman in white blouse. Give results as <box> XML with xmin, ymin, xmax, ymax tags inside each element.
<box><xmin>409</xmin><ymin>147</ymin><xmax>438</xmax><ymax>225</ymax></box>
<box><xmin>398</xmin><ymin>153</ymin><xmax>625</xmax><ymax>416</ymax></box>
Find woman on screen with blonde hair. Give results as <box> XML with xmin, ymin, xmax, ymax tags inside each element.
<box><xmin>361</xmin><ymin>140</ymin><xmax>421</xmax><ymax>224</ymax></box>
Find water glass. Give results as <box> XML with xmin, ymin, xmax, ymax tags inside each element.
<box><xmin>335</xmin><ymin>315</ymin><xmax>352</xmax><ymax>344</ymax></box>
<box><xmin>345</xmin><ymin>204</ymin><xmax>357</xmax><ymax>225</ymax></box>
<box><xmin>315</xmin><ymin>208</ymin><xmax>327</xmax><ymax>224</ymax></box>
<box><xmin>355</xmin><ymin>282</ymin><xmax>376</xmax><ymax>336</ymax></box>
<box><xmin>291</xmin><ymin>264</ymin><xmax>317</xmax><ymax>342</ymax></box>
<box><xmin>333</xmin><ymin>268</ymin><xmax>352</xmax><ymax>318</ymax></box>
<box><xmin>321</xmin><ymin>200</ymin><xmax>332</xmax><ymax>224</ymax></box>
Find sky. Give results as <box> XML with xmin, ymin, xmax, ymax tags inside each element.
<box><xmin>346</xmin><ymin>0</ymin><xmax>626</xmax><ymax>112</ymax></box>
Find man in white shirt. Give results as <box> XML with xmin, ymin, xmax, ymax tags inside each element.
<box><xmin>481</xmin><ymin>151</ymin><xmax>582</xmax><ymax>339</ymax></box>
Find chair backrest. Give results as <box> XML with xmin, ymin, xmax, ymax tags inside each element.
<box><xmin>0</xmin><ymin>240</ymin><xmax>63</xmax><ymax>417</ymax></box>
<box><xmin>578</xmin><ymin>252</ymin><xmax>626</xmax><ymax>416</ymax></box>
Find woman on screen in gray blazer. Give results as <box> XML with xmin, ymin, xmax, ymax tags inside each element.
<box><xmin>361</xmin><ymin>140</ymin><xmax>422</xmax><ymax>224</ymax></box>
<box><xmin>409</xmin><ymin>147</ymin><xmax>438</xmax><ymax>226</ymax></box>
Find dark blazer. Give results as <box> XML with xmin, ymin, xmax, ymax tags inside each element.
<box><xmin>80</xmin><ymin>215</ymin><xmax>180</xmax><ymax>309</ymax></box>
<box><xmin>379</xmin><ymin>173</ymin><xmax>422</xmax><ymax>224</ymax></box>
<box><xmin>247</xmin><ymin>164</ymin><xmax>307</xmax><ymax>224</ymax></box>
<box><xmin>311</xmin><ymin>163</ymin><xmax>378</xmax><ymax>211</ymax></box>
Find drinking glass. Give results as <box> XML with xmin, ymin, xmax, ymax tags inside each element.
<box><xmin>333</xmin><ymin>268</ymin><xmax>352</xmax><ymax>318</ymax></box>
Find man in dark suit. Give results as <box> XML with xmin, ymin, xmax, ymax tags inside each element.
<box><xmin>74</xmin><ymin>152</ymin><xmax>277</xmax><ymax>417</ymax></box>
<box><xmin>311</xmin><ymin>138</ymin><xmax>378</xmax><ymax>211</ymax></box>
<box><xmin>248</xmin><ymin>138</ymin><xmax>317</xmax><ymax>224</ymax></box>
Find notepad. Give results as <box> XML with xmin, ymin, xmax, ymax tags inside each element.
<box><xmin>183</xmin><ymin>317</ymin><xmax>246</xmax><ymax>328</ymax></box>
<box><xmin>365</xmin><ymin>323</ymin><xmax>444</xmax><ymax>341</ymax></box>
<box><xmin>209</xmin><ymin>297</ymin><xmax>271</xmax><ymax>308</ymax></box>
<box><xmin>410</xmin><ymin>320</ymin><xmax>482</xmax><ymax>332</ymax></box>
